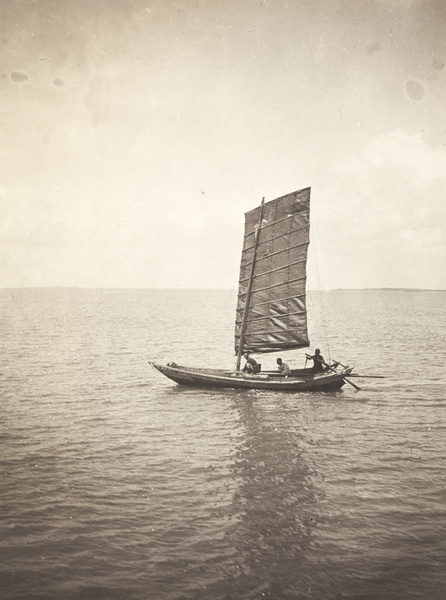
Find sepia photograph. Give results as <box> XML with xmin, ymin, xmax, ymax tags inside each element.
<box><xmin>1</xmin><ymin>1</ymin><xmax>445</xmax><ymax>599</ymax></box>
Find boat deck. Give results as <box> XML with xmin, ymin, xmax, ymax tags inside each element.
<box><xmin>150</xmin><ymin>362</ymin><xmax>352</xmax><ymax>392</ymax></box>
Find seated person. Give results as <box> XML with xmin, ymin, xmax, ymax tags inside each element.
<box><xmin>276</xmin><ymin>357</ymin><xmax>291</xmax><ymax>376</ymax></box>
<box><xmin>243</xmin><ymin>353</ymin><xmax>260</xmax><ymax>374</ymax></box>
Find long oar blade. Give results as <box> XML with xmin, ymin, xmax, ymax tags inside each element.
<box><xmin>347</xmin><ymin>374</ymin><xmax>385</xmax><ymax>379</ymax></box>
<box><xmin>322</xmin><ymin>357</ymin><xmax>361</xmax><ymax>392</ymax></box>
<box><xmin>343</xmin><ymin>377</ymin><xmax>361</xmax><ymax>391</ymax></box>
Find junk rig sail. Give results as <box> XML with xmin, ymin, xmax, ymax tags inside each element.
<box><xmin>234</xmin><ymin>188</ymin><xmax>310</xmax><ymax>367</ymax></box>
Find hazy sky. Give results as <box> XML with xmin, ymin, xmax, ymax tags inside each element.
<box><xmin>1</xmin><ymin>0</ymin><xmax>445</xmax><ymax>290</ymax></box>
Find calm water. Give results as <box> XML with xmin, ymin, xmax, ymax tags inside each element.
<box><xmin>1</xmin><ymin>288</ymin><xmax>445</xmax><ymax>600</ymax></box>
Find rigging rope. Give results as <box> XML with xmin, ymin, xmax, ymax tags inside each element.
<box><xmin>308</xmin><ymin>229</ymin><xmax>331</xmax><ymax>362</ymax></box>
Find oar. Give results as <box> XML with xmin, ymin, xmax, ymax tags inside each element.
<box><xmin>347</xmin><ymin>374</ymin><xmax>385</xmax><ymax>379</ymax></box>
<box><xmin>333</xmin><ymin>359</ymin><xmax>385</xmax><ymax>379</ymax></box>
<box><xmin>326</xmin><ymin>362</ymin><xmax>361</xmax><ymax>391</ymax></box>
<box><xmin>306</xmin><ymin>354</ymin><xmax>361</xmax><ymax>391</ymax></box>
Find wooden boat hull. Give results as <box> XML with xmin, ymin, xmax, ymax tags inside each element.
<box><xmin>150</xmin><ymin>362</ymin><xmax>352</xmax><ymax>392</ymax></box>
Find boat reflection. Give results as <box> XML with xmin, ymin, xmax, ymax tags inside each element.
<box><xmin>219</xmin><ymin>393</ymin><xmax>320</xmax><ymax>596</ymax></box>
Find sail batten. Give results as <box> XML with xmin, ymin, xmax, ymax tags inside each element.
<box><xmin>243</xmin><ymin>225</ymin><xmax>309</xmax><ymax>244</ymax></box>
<box><xmin>239</xmin><ymin>262</ymin><xmax>307</xmax><ymax>285</ymax></box>
<box><xmin>236</xmin><ymin>300</ymin><xmax>306</xmax><ymax>314</ymax></box>
<box><xmin>234</xmin><ymin>187</ymin><xmax>311</xmax><ymax>355</ymax></box>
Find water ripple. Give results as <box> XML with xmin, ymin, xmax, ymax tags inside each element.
<box><xmin>1</xmin><ymin>289</ymin><xmax>445</xmax><ymax>599</ymax></box>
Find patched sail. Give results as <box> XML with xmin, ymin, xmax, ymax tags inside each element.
<box><xmin>234</xmin><ymin>187</ymin><xmax>311</xmax><ymax>355</ymax></box>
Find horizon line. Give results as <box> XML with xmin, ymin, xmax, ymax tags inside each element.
<box><xmin>1</xmin><ymin>286</ymin><xmax>445</xmax><ymax>292</ymax></box>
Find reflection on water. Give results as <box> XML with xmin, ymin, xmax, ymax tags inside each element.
<box><xmin>222</xmin><ymin>396</ymin><xmax>317</xmax><ymax>598</ymax></box>
<box><xmin>1</xmin><ymin>289</ymin><xmax>445</xmax><ymax>600</ymax></box>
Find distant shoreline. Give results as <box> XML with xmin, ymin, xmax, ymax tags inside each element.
<box><xmin>0</xmin><ymin>287</ymin><xmax>445</xmax><ymax>293</ymax></box>
<box><xmin>331</xmin><ymin>288</ymin><xmax>446</xmax><ymax>293</ymax></box>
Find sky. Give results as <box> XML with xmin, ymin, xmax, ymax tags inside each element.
<box><xmin>1</xmin><ymin>0</ymin><xmax>445</xmax><ymax>290</ymax></box>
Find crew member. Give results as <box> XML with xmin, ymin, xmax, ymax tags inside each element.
<box><xmin>243</xmin><ymin>353</ymin><xmax>260</xmax><ymax>374</ymax></box>
<box><xmin>308</xmin><ymin>349</ymin><xmax>325</xmax><ymax>372</ymax></box>
<box><xmin>276</xmin><ymin>357</ymin><xmax>291</xmax><ymax>376</ymax></box>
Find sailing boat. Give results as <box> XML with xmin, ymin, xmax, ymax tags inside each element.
<box><xmin>150</xmin><ymin>187</ymin><xmax>355</xmax><ymax>392</ymax></box>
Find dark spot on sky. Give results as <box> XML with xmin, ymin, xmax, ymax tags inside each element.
<box><xmin>405</xmin><ymin>79</ymin><xmax>425</xmax><ymax>101</ymax></box>
<box><xmin>366</xmin><ymin>42</ymin><xmax>381</xmax><ymax>55</ymax></box>
<box><xmin>10</xmin><ymin>71</ymin><xmax>28</xmax><ymax>83</ymax></box>
<box><xmin>53</xmin><ymin>78</ymin><xmax>65</xmax><ymax>87</ymax></box>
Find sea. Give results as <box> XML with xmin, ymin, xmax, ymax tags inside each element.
<box><xmin>0</xmin><ymin>288</ymin><xmax>445</xmax><ymax>600</ymax></box>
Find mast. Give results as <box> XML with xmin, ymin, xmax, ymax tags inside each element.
<box><xmin>235</xmin><ymin>197</ymin><xmax>265</xmax><ymax>370</ymax></box>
